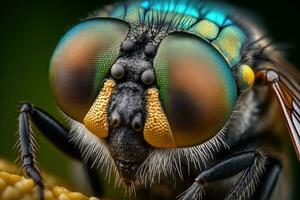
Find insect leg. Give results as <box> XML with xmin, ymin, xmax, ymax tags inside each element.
<box><xmin>18</xmin><ymin>103</ymin><xmax>103</xmax><ymax>199</ymax></box>
<box><xmin>179</xmin><ymin>150</ymin><xmax>266</xmax><ymax>200</ymax></box>
<box><xmin>19</xmin><ymin>104</ymin><xmax>44</xmax><ymax>200</ymax></box>
<box><xmin>252</xmin><ymin>157</ymin><xmax>282</xmax><ymax>200</ymax></box>
<box><xmin>84</xmin><ymin>159</ymin><xmax>103</xmax><ymax>197</ymax></box>
<box><xmin>224</xmin><ymin>152</ymin><xmax>269</xmax><ymax>200</ymax></box>
<box><xmin>22</xmin><ymin>103</ymin><xmax>81</xmax><ymax>160</ymax></box>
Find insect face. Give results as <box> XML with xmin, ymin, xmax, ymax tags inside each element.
<box><xmin>15</xmin><ymin>1</ymin><xmax>300</xmax><ymax>199</ymax></box>
<box><xmin>49</xmin><ymin>1</ymin><xmax>259</xmax><ymax>185</ymax></box>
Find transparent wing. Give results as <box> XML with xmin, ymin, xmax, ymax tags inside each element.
<box><xmin>273</xmin><ymin>76</ymin><xmax>300</xmax><ymax>160</ymax></box>
<box><xmin>256</xmin><ymin>68</ymin><xmax>300</xmax><ymax>161</ymax></box>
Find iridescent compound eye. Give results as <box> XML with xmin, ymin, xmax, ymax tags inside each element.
<box><xmin>152</xmin><ymin>32</ymin><xmax>237</xmax><ymax>147</ymax></box>
<box><xmin>49</xmin><ymin>18</ymin><xmax>129</xmax><ymax>121</ymax></box>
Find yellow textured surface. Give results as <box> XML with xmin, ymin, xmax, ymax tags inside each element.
<box><xmin>84</xmin><ymin>79</ymin><xmax>116</xmax><ymax>138</ymax></box>
<box><xmin>0</xmin><ymin>160</ymin><xmax>65</xmax><ymax>188</ymax></box>
<box><xmin>0</xmin><ymin>172</ymin><xmax>100</xmax><ymax>200</ymax></box>
<box><xmin>0</xmin><ymin>160</ymin><xmax>17</xmax><ymax>175</ymax></box>
<box><xmin>144</xmin><ymin>88</ymin><xmax>176</xmax><ymax>148</ymax></box>
<box><xmin>194</xmin><ymin>20</ymin><xmax>219</xmax><ymax>40</ymax></box>
<box><xmin>212</xmin><ymin>26</ymin><xmax>245</xmax><ymax>67</ymax></box>
<box><xmin>236</xmin><ymin>64</ymin><xmax>255</xmax><ymax>90</ymax></box>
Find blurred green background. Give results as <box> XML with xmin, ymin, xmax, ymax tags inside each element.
<box><xmin>0</xmin><ymin>0</ymin><xmax>299</xmax><ymax>199</ymax></box>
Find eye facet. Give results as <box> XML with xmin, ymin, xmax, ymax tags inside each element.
<box><xmin>111</xmin><ymin>63</ymin><xmax>125</xmax><ymax>80</ymax></box>
<box><xmin>132</xmin><ymin>113</ymin><xmax>143</xmax><ymax>132</ymax></box>
<box><xmin>144</xmin><ymin>44</ymin><xmax>156</xmax><ymax>58</ymax></box>
<box><xmin>110</xmin><ymin>110</ymin><xmax>122</xmax><ymax>128</ymax></box>
<box><xmin>141</xmin><ymin>69</ymin><xmax>155</xmax><ymax>85</ymax></box>
<box><xmin>235</xmin><ymin>64</ymin><xmax>255</xmax><ymax>91</ymax></box>
<box><xmin>152</xmin><ymin>33</ymin><xmax>237</xmax><ymax>147</ymax></box>
<box><xmin>49</xmin><ymin>18</ymin><xmax>129</xmax><ymax>121</ymax></box>
<box><xmin>121</xmin><ymin>39</ymin><xmax>135</xmax><ymax>51</ymax></box>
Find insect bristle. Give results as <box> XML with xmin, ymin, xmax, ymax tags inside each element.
<box><xmin>225</xmin><ymin>152</ymin><xmax>266</xmax><ymax>200</ymax></box>
<box><xmin>15</xmin><ymin>118</ymin><xmax>39</xmax><ymax>177</ymax></box>
<box><xmin>135</xmin><ymin>130</ymin><xmax>228</xmax><ymax>187</ymax></box>
<box><xmin>178</xmin><ymin>182</ymin><xmax>205</xmax><ymax>200</ymax></box>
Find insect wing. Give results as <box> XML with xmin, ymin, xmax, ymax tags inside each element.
<box><xmin>261</xmin><ymin>59</ymin><xmax>300</xmax><ymax>161</ymax></box>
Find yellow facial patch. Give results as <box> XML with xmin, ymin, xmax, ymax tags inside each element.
<box><xmin>235</xmin><ymin>64</ymin><xmax>255</xmax><ymax>91</ymax></box>
<box><xmin>83</xmin><ymin>79</ymin><xmax>116</xmax><ymax>137</ymax></box>
<box><xmin>192</xmin><ymin>19</ymin><xmax>219</xmax><ymax>40</ymax></box>
<box><xmin>144</xmin><ymin>88</ymin><xmax>176</xmax><ymax>148</ymax></box>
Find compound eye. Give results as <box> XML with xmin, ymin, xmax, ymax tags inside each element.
<box><xmin>152</xmin><ymin>32</ymin><xmax>237</xmax><ymax>147</ymax></box>
<box><xmin>50</xmin><ymin>18</ymin><xmax>129</xmax><ymax>121</ymax></box>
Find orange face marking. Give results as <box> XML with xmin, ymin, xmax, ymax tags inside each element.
<box><xmin>144</xmin><ymin>88</ymin><xmax>176</xmax><ymax>148</ymax></box>
<box><xmin>83</xmin><ymin>79</ymin><xmax>116</xmax><ymax>138</ymax></box>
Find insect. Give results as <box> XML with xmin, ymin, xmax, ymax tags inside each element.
<box><xmin>16</xmin><ymin>0</ymin><xmax>300</xmax><ymax>199</ymax></box>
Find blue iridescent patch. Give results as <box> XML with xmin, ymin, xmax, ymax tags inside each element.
<box><xmin>108</xmin><ymin>0</ymin><xmax>248</xmax><ymax>67</ymax></box>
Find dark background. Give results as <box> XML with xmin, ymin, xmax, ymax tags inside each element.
<box><xmin>0</xmin><ymin>0</ymin><xmax>299</xmax><ymax>199</ymax></box>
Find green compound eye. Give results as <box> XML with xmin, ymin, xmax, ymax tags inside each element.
<box><xmin>153</xmin><ymin>32</ymin><xmax>237</xmax><ymax>147</ymax></box>
<box><xmin>50</xmin><ymin>18</ymin><xmax>129</xmax><ymax>122</ymax></box>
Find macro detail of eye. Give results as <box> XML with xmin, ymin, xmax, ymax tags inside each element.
<box><xmin>49</xmin><ymin>18</ymin><xmax>129</xmax><ymax>121</ymax></box>
<box><xmin>8</xmin><ymin>1</ymin><xmax>300</xmax><ymax>200</ymax></box>
<box><xmin>141</xmin><ymin>69</ymin><xmax>155</xmax><ymax>85</ymax></box>
<box><xmin>153</xmin><ymin>32</ymin><xmax>237</xmax><ymax>147</ymax></box>
<box><xmin>111</xmin><ymin>63</ymin><xmax>125</xmax><ymax>79</ymax></box>
<box><xmin>235</xmin><ymin>64</ymin><xmax>255</xmax><ymax>91</ymax></box>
